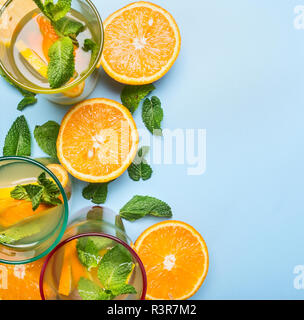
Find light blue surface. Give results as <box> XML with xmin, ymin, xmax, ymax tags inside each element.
<box><xmin>1</xmin><ymin>0</ymin><xmax>304</xmax><ymax>300</ymax></box>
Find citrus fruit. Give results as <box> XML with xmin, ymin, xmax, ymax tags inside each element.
<box><xmin>15</xmin><ymin>40</ymin><xmax>48</xmax><ymax>78</ymax></box>
<box><xmin>57</xmin><ymin>98</ymin><xmax>139</xmax><ymax>183</ymax></box>
<box><xmin>134</xmin><ymin>220</ymin><xmax>209</xmax><ymax>300</ymax></box>
<box><xmin>98</xmin><ymin>1</ymin><xmax>181</xmax><ymax>85</ymax></box>
<box><xmin>0</xmin><ymin>258</ymin><xmax>48</xmax><ymax>300</ymax></box>
<box><xmin>63</xmin><ymin>80</ymin><xmax>85</xmax><ymax>98</ymax></box>
<box><xmin>46</xmin><ymin>164</ymin><xmax>69</xmax><ymax>189</ymax></box>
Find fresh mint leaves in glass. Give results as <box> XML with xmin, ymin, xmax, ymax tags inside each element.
<box><xmin>0</xmin><ymin>157</ymin><xmax>68</xmax><ymax>264</ymax></box>
<box><xmin>0</xmin><ymin>0</ymin><xmax>103</xmax><ymax>105</ymax></box>
<box><xmin>39</xmin><ymin>206</ymin><xmax>147</xmax><ymax>300</ymax></box>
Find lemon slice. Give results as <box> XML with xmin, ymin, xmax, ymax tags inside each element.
<box><xmin>15</xmin><ymin>40</ymin><xmax>48</xmax><ymax>78</ymax></box>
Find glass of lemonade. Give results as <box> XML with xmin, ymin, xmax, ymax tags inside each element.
<box><xmin>0</xmin><ymin>0</ymin><xmax>103</xmax><ymax>105</ymax></box>
<box><xmin>0</xmin><ymin>156</ymin><xmax>68</xmax><ymax>264</ymax></box>
<box><xmin>39</xmin><ymin>206</ymin><xmax>147</xmax><ymax>300</ymax></box>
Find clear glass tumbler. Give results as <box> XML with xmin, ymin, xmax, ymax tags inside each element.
<box><xmin>39</xmin><ymin>206</ymin><xmax>147</xmax><ymax>300</ymax></box>
<box><xmin>0</xmin><ymin>156</ymin><xmax>69</xmax><ymax>264</ymax></box>
<box><xmin>0</xmin><ymin>0</ymin><xmax>103</xmax><ymax>105</ymax></box>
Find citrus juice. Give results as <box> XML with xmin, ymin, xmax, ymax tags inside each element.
<box><xmin>7</xmin><ymin>8</ymin><xmax>93</xmax><ymax>90</ymax></box>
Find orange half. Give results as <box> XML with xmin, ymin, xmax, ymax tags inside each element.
<box><xmin>135</xmin><ymin>220</ymin><xmax>209</xmax><ymax>300</ymax></box>
<box><xmin>57</xmin><ymin>98</ymin><xmax>139</xmax><ymax>182</ymax></box>
<box><xmin>99</xmin><ymin>1</ymin><xmax>181</xmax><ymax>84</ymax></box>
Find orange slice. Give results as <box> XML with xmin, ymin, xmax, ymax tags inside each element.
<box><xmin>58</xmin><ymin>240</ymin><xmax>87</xmax><ymax>296</ymax></box>
<box><xmin>134</xmin><ymin>220</ymin><xmax>209</xmax><ymax>300</ymax></box>
<box><xmin>63</xmin><ymin>80</ymin><xmax>85</xmax><ymax>98</ymax></box>
<box><xmin>0</xmin><ymin>258</ymin><xmax>53</xmax><ymax>300</ymax></box>
<box><xmin>98</xmin><ymin>1</ymin><xmax>181</xmax><ymax>85</ymax></box>
<box><xmin>46</xmin><ymin>164</ymin><xmax>69</xmax><ymax>189</ymax></box>
<box><xmin>57</xmin><ymin>98</ymin><xmax>139</xmax><ymax>183</ymax></box>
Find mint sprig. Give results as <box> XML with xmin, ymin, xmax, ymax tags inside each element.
<box><xmin>77</xmin><ymin>277</ymin><xmax>113</xmax><ymax>300</ymax></box>
<box><xmin>10</xmin><ymin>172</ymin><xmax>62</xmax><ymax>211</ymax></box>
<box><xmin>34</xmin><ymin>120</ymin><xmax>60</xmax><ymax>160</ymax></box>
<box><xmin>120</xmin><ymin>195</ymin><xmax>172</xmax><ymax>221</ymax></box>
<box><xmin>3</xmin><ymin>115</ymin><xmax>31</xmax><ymax>156</ymax></box>
<box><xmin>128</xmin><ymin>146</ymin><xmax>152</xmax><ymax>181</ymax></box>
<box><xmin>33</xmin><ymin>0</ymin><xmax>71</xmax><ymax>22</ymax></box>
<box><xmin>121</xmin><ymin>84</ymin><xmax>155</xmax><ymax>114</ymax></box>
<box><xmin>142</xmin><ymin>96</ymin><xmax>163</xmax><ymax>135</ymax></box>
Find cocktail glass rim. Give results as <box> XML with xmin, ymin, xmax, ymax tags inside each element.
<box><xmin>39</xmin><ymin>232</ymin><xmax>148</xmax><ymax>300</ymax></box>
<box><xmin>0</xmin><ymin>156</ymin><xmax>69</xmax><ymax>265</ymax></box>
<box><xmin>0</xmin><ymin>0</ymin><xmax>104</xmax><ymax>95</ymax></box>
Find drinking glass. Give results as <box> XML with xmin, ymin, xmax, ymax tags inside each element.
<box><xmin>0</xmin><ymin>156</ymin><xmax>69</xmax><ymax>264</ymax></box>
<box><xmin>39</xmin><ymin>206</ymin><xmax>147</xmax><ymax>300</ymax></box>
<box><xmin>0</xmin><ymin>0</ymin><xmax>103</xmax><ymax>105</ymax></box>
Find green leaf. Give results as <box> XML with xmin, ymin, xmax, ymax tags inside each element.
<box><xmin>47</xmin><ymin>37</ymin><xmax>75</xmax><ymax>88</ymax></box>
<box><xmin>17</xmin><ymin>96</ymin><xmax>37</xmax><ymax>111</ymax></box>
<box><xmin>38</xmin><ymin>172</ymin><xmax>62</xmax><ymax>205</ymax></box>
<box><xmin>128</xmin><ymin>147</ymin><xmax>152</xmax><ymax>181</ymax></box>
<box><xmin>77</xmin><ymin>277</ymin><xmax>113</xmax><ymax>300</ymax></box>
<box><xmin>120</xmin><ymin>195</ymin><xmax>172</xmax><ymax>221</ymax></box>
<box><xmin>34</xmin><ymin>121</ymin><xmax>60</xmax><ymax>160</ymax></box>
<box><xmin>82</xmin><ymin>38</ymin><xmax>98</xmax><ymax>67</ymax></box>
<box><xmin>82</xmin><ymin>183</ymin><xmax>108</xmax><ymax>204</ymax></box>
<box><xmin>76</xmin><ymin>237</ymin><xmax>102</xmax><ymax>270</ymax></box>
<box><xmin>22</xmin><ymin>185</ymin><xmax>44</xmax><ymax>211</ymax></box>
<box><xmin>10</xmin><ymin>185</ymin><xmax>30</xmax><ymax>201</ymax></box>
<box><xmin>121</xmin><ymin>84</ymin><xmax>155</xmax><ymax>114</ymax></box>
<box><xmin>111</xmin><ymin>284</ymin><xmax>137</xmax><ymax>296</ymax></box>
<box><xmin>3</xmin><ymin>116</ymin><xmax>31</xmax><ymax>156</ymax></box>
<box><xmin>45</xmin><ymin>0</ymin><xmax>72</xmax><ymax>21</ymax></box>
<box><xmin>97</xmin><ymin>245</ymin><xmax>135</xmax><ymax>292</ymax></box>
<box><xmin>53</xmin><ymin>17</ymin><xmax>84</xmax><ymax>37</ymax></box>
<box><xmin>142</xmin><ymin>96</ymin><xmax>163</xmax><ymax>135</ymax></box>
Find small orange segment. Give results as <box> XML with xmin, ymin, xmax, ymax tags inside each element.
<box><xmin>0</xmin><ymin>199</ymin><xmax>49</xmax><ymax>228</ymax></box>
<box><xmin>99</xmin><ymin>1</ymin><xmax>181</xmax><ymax>84</ymax></box>
<box><xmin>57</xmin><ymin>98</ymin><xmax>139</xmax><ymax>183</ymax></box>
<box><xmin>134</xmin><ymin>220</ymin><xmax>209</xmax><ymax>300</ymax></box>
<box><xmin>58</xmin><ymin>240</ymin><xmax>86</xmax><ymax>296</ymax></box>
<box><xmin>46</xmin><ymin>164</ymin><xmax>69</xmax><ymax>189</ymax></box>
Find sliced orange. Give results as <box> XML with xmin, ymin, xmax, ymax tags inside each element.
<box><xmin>98</xmin><ymin>1</ymin><xmax>181</xmax><ymax>85</ymax></box>
<box><xmin>135</xmin><ymin>220</ymin><xmax>209</xmax><ymax>300</ymax></box>
<box><xmin>57</xmin><ymin>98</ymin><xmax>139</xmax><ymax>183</ymax></box>
<box><xmin>0</xmin><ymin>199</ymin><xmax>49</xmax><ymax>228</ymax></box>
<box><xmin>46</xmin><ymin>164</ymin><xmax>69</xmax><ymax>189</ymax></box>
<box><xmin>0</xmin><ymin>258</ymin><xmax>50</xmax><ymax>300</ymax></box>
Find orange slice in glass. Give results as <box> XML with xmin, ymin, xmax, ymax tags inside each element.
<box><xmin>98</xmin><ymin>1</ymin><xmax>181</xmax><ymax>84</ymax></box>
<box><xmin>134</xmin><ymin>220</ymin><xmax>209</xmax><ymax>300</ymax></box>
<box><xmin>57</xmin><ymin>98</ymin><xmax>138</xmax><ymax>182</ymax></box>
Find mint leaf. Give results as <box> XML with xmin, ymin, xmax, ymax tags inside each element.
<box><xmin>44</xmin><ymin>0</ymin><xmax>72</xmax><ymax>21</ymax></box>
<box><xmin>83</xmin><ymin>38</ymin><xmax>98</xmax><ymax>67</ymax></box>
<box><xmin>10</xmin><ymin>172</ymin><xmax>62</xmax><ymax>210</ymax></box>
<box><xmin>128</xmin><ymin>146</ymin><xmax>152</xmax><ymax>181</ymax></box>
<box><xmin>142</xmin><ymin>96</ymin><xmax>163</xmax><ymax>135</ymax></box>
<box><xmin>82</xmin><ymin>183</ymin><xmax>108</xmax><ymax>204</ymax></box>
<box><xmin>120</xmin><ymin>195</ymin><xmax>172</xmax><ymax>221</ymax></box>
<box><xmin>53</xmin><ymin>17</ymin><xmax>84</xmax><ymax>37</ymax></box>
<box><xmin>34</xmin><ymin>121</ymin><xmax>60</xmax><ymax>160</ymax></box>
<box><xmin>97</xmin><ymin>245</ymin><xmax>135</xmax><ymax>292</ymax></box>
<box><xmin>111</xmin><ymin>284</ymin><xmax>137</xmax><ymax>296</ymax></box>
<box><xmin>33</xmin><ymin>0</ymin><xmax>51</xmax><ymax>19</ymax></box>
<box><xmin>17</xmin><ymin>96</ymin><xmax>37</xmax><ymax>111</ymax></box>
<box><xmin>77</xmin><ymin>277</ymin><xmax>113</xmax><ymax>300</ymax></box>
<box><xmin>121</xmin><ymin>84</ymin><xmax>155</xmax><ymax>114</ymax></box>
<box><xmin>77</xmin><ymin>237</ymin><xmax>102</xmax><ymax>270</ymax></box>
<box><xmin>3</xmin><ymin>115</ymin><xmax>31</xmax><ymax>156</ymax></box>
<box><xmin>48</xmin><ymin>37</ymin><xmax>74</xmax><ymax>88</ymax></box>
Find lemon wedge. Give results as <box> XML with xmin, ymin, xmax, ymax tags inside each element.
<box><xmin>15</xmin><ymin>40</ymin><xmax>48</xmax><ymax>78</ymax></box>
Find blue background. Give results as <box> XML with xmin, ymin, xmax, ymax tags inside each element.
<box><xmin>1</xmin><ymin>0</ymin><xmax>304</xmax><ymax>299</ymax></box>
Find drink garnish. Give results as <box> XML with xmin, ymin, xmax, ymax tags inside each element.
<box><xmin>77</xmin><ymin>244</ymin><xmax>136</xmax><ymax>300</ymax></box>
<box><xmin>128</xmin><ymin>146</ymin><xmax>152</xmax><ymax>181</ymax></box>
<box><xmin>120</xmin><ymin>195</ymin><xmax>172</xmax><ymax>221</ymax></box>
<box><xmin>121</xmin><ymin>84</ymin><xmax>155</xmax><ymax>114</ymax></box>
<box><xmin>10</xmin><ymin>172</ymin><xmax>62</xmax><ymax>211</ymax></box>
<box><xmin>82</xmin><ymin>38</ymin><xmax>98</xmax><ymax>67</ymax></box>
<box><xmin>3</xmin><ymin>115</ymin><xmax>31</xmax><ymax>157</ymax></box>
